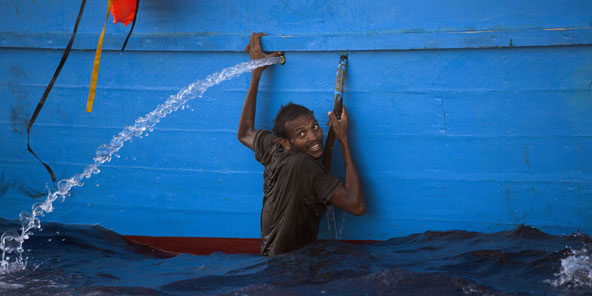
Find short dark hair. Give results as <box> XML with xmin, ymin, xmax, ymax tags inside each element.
<box><xmin>273</xmin><ymin>103</ymin><xmax>314</xmax><ymax>139</ymax></box>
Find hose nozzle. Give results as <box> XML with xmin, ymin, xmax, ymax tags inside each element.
<box><xmin>278</xmin><ymin>54</ymin><xmax>286</xmax><ymax>65</ymax></box>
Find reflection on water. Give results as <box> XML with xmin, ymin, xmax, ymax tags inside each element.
<box><xmin>0</xmin><ymin>218</ymin><xmax>590</xmax><ymax>295</ymax></box>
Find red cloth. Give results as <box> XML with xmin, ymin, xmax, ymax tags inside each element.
<box><xmin>111</xmin><ymin>0</ymin><xmax>137</xmax><ymax>26</ymax></box>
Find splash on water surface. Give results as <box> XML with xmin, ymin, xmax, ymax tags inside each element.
<box><xmin>547</xmin><ymin>246</ymin><xmax>592</xmax><ymax>289</ymax></box>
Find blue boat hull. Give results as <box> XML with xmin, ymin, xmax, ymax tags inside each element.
<box><xmin>1</xmin><ymin>0</ymin><xmax>591</xmax><ymax>253</ymax></box>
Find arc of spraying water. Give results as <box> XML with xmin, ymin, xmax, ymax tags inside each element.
<box><xmin>0</xmin><ymin>57</ymin><xmax>281</xmax><ymax>274</ymax></box>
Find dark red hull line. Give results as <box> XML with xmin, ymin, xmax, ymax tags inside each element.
<box><xmin>123</xmin><ymin>236</ymin><xmax>379</xmax><ymax>255</ymax></box>
<box><xmin>124</xmin><ymin>236</ymin><xmax>261</xmax><ymax>255</ymax></box>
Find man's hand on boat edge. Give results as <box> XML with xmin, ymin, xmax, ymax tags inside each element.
<box><xmin>244</xmin><ymin>32</ymin><xmax>283</xmax><ymax>72</ymax></box>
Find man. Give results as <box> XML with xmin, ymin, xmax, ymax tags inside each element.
<box><xmin>237</xmin><ymin>33</ymin><xmax>366</xmax><ymax>256</ymax></box>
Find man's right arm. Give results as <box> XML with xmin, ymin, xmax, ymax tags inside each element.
<box><xmin>237</xmin><ymin>68</ymin><xmax>263</xmax><ymax>150</ymax></box>
<box><xmin>237</xmin><ymin>32</ymin><xmax>281</xmax><ymax>150</ymax></box>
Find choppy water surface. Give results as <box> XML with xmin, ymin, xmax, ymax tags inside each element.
<box><xmin>0</xmin><ymin>219</ymin><xmax>589</xmax><ymax>296</ymax></box>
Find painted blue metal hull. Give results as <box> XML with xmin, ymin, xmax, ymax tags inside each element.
<box><xmin>1</xmin><ymin>0</ymin><xmax>591</xmax><ymax>244</ymax></box>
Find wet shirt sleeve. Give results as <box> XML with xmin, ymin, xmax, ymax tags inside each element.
<box><xmin>314</xmin><ymin>172</ymin><xmax>341</xmax><ymax>204</ymax></box>
<box><xmin>253</xmin><ymin>129</ymin><xmax>276</xmax><ymax>166</ymax></box>
<box><xmin>301</xmin><ymin>156</ymin><xmax>342</xmax><ymax>205</ymax></box>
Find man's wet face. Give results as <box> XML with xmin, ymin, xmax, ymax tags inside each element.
<box><xmin>284</xmin><ymin>114</ymin><xmax>324</xmax><ymax>159</ymax></box>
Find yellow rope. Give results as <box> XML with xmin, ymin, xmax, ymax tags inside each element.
<box><xmin>86</xmin><ymin>0</ymin><xmax>113</xmax><ymax>113</ymax></box>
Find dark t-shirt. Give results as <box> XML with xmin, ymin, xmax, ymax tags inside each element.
<box><xmin>253</xmin><ymin>130</ymin><xmax>341</xmax><ymax>256</ymax></box>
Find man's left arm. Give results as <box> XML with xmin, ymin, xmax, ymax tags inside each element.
<box><xmin>327</xmin><ymin>106</ymin><xmax>366</xmax><ymax>216</ymax></box>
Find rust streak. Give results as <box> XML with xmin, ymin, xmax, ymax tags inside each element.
<box><xmin>543</xmin><ymin>27</ymin><xmax>592</xmax><ymax>31</ymax></box>
<box><xmin>457</xmin><ymin>30</ymin><xmax>495</xmax><ymax>34</ymax></box>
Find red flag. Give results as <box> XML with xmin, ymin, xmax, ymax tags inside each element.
<box><xmin>111</xmin><ymin>0</ymin><xmax>137</xmax><ymax>26</ymax></box>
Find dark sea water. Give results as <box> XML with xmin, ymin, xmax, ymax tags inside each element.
<box><xmin>0</xmin><ymin>218</ymin><xmax>591</xmax><ymax>296</ymax></box>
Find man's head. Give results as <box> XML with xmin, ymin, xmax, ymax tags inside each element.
<box><xmin>273</xmin><ymin>103</ymin><xmax>324</xmax><ymax>159</ymax></box>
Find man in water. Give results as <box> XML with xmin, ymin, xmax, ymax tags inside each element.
<box><xmin>238</xmin><ymin>33</ymin><xmax>366</xmax><ymax>256</ymax></box>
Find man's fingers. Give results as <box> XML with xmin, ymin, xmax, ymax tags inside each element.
<box><xmin>330</xmin><ymin>111</ymin><xmax>341</xmax><ymax>121</ymax></box>
<box><xmin>253</xmin><ymin>33</ymin><xmax>266</xmax><ymax>49</ymax></box>
<box><xmin>328</xmin><ymin>112</ymin><xmax>339</xmax><ymax>126</ymax></box>
<box><xmin>340</xmin><ymin>106</ymin><xmax>347</xmax><ymax>118</ymax></box>
<box><xmin>251</xmin><ymin>32</ymin><xmax>265</xmax><ymax>41</ymax></box>
<box><xmin>244</xmin><ymin>44</ymin><xmax>251</xmax><ymax>53</ymax></box>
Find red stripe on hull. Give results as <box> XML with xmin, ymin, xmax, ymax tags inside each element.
<box><xmin>123</xmin><ymin>236</ymin><xmax>380</xmax><ymax>255</ymax></box>
<box><xmin>124</xmin><ymin>236</ymin><xmax>261</xmax><ymax>255</ymax></box>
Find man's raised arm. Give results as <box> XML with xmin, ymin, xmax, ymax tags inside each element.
<box><xmin>327</xmin><ymin>106</ymin><xmax>366</xmax><ymax>216</ymax></box>
<box><xmin>237</xmin><ymin>33</ymin><xmax>281</xmax><ymax>150</ymax></box>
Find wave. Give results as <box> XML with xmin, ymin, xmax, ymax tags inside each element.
<box><xmin>0</xmin><ymin>219</ymin><xmax>591</xmax><ymax>295</ymax></box>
